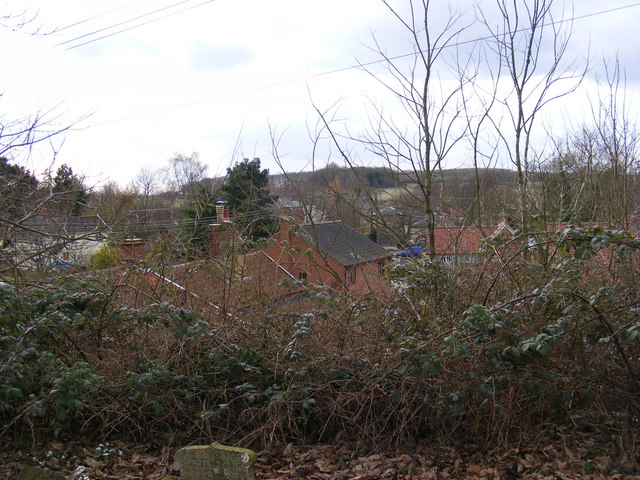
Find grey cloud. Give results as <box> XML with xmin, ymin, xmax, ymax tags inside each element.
<box><xmin>189</xmin><ymin>43</ymin><xmax>254</xmax><ymax>72</ymax></box>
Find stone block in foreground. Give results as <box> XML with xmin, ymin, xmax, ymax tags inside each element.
<box><xmin>172</xmin><ymin>442</ymin><xmax>256</xmax><ymax>480</ymax></box>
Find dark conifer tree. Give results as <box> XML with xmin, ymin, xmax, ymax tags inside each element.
<box><xmin>220</xmin><ymin>157</ymin><xmax>277</xmax><ymax>238</ymax></box>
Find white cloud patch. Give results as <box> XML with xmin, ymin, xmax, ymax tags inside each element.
<box><xmin>189</xmin><ymin>43</ymin><xmax>254</xmax><ymax>72</ymax></box>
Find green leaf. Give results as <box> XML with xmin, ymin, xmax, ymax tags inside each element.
<box><xmin>422</xmin><ymin>360</ymin><xmax>441</xmax><ymax>375</ymax></box>
<box><xmin>4</xmin><ymin>387</ymin><xmax>23</xmax><ymax>398</ymax></box>
<box><xmin>54</xmin><ymin>403</ymin><xmax>68</xmax><ymax>420</ymax></box>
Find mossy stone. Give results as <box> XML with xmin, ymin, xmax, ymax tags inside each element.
<box><xmin>173</xmin><ymin>442</ymin><xmax>256</xmax><ymax>480</ymax></box>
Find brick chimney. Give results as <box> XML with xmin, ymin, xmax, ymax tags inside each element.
<box><xmin>210</xmin><ymin>201</ymin><xmax>233</xmax><ymax>256</ymax></box>
<box><xmin>215</xmin><ymin>200</ymin><xmax>230</xmax><ymax>224</ymax></box>
<box><xmin>121</xmin><ymin>238</ymin><xmax>145</xmax><ymax>263</ymax></box>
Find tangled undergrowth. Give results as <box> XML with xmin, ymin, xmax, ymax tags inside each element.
<box><xmin>1</xmin><ymin>226</ymin><xmax>638</xmax><ymax>465</ymax></box>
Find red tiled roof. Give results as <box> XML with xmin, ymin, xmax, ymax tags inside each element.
<box><xmin>426</xmin><ymin>225</ymin><xmax>507</xmax><ymax>255</ymax></box>
<box><xmin>427</xmin><ymin>221</ymin><xmax>633</xmax><ymax>256</ymax></box>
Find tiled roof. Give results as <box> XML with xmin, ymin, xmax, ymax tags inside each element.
<box><xmin>302</xmin><ymin>222</ymin><xmax>392</xmax><ymax>266</ymax></box>
<box><xmin>18</xmin><ymin>215</ymin><xmax>108</xmax><ymax>237</ymax></box>
<box><xmin>427</xmin><ymin>222</ymin><xmax>626</xmax><ymax>255</ymax></box>
<box><xmin>427</xmin><ymin>225</ymin><xmax>499</xmax><ymax>255</ymax></box>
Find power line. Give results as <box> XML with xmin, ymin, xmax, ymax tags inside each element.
<box><xmin>57</xmin><ymin>0</ymin><xmax>215</xmax><ymax>51</ymax></box>
<box><xmin>113</xmin><ymin>209</ymin><xmax>281</xmax><ymax>233</ymax></box>
<box><xmin>55</xmin><ymin>0</ymin><xmax>198</xmax><ymax>47</ymax></box>
<box><xmin>86</xmin><ymin>1</ymin><xmax>640</xmax><ymax>128</ymax></box>
<box><xmin>569</xmin><ymin>1</ymin><xmax>640</xmax><ymax>20</ymax></box>
<box><xmin>53</xmin><ymin>0</ymin><xmax>149</xmax><ymax>33</ymax></box>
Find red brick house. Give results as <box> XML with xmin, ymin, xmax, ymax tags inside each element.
<box><xmin>425</xmin><ymin>222</ymin><xmax>515</xmax><ymax>265</ymax></box>
<box><xmin>262</xmin><ymin>218</ymin><xmax>393</xmax><ymax>294</ymax></box>
<box><xmin>425</xmin><ymin>221</ymin><xmax>638</xmax><ymax>265</ymax></box>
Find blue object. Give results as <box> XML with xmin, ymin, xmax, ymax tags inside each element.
<box><xmin>395</xmin><ymin>245</ymin><xmax>422</xmax><ymax>257</ymax></box>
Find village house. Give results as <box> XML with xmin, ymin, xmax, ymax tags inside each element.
<box><xmin>262</xmin><ymin>217</ymin><xmax>393</xmax><ymax>295</ymax></box>
<box><xmin>424</xmin><ymin>220</ymin><xmax>640</xmax><ymax>266</ymax></box>
<box><xmin>424</xmin><ymin>222</ymin><xmax>516</xmax><ymax>265</ymax></box>
<box><xmin>6</xmin><ymin>213</ymin><xmax>110</xmax><ymax>270</ymax></box>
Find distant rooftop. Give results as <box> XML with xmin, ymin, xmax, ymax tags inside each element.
<box><xmin>19</xmin><ymin>215</ymin><xmax>108</xmax><ymax>237</ymax></box>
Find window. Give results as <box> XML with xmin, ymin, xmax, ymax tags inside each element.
<box><xmin>345</xmin><ymin>266</ymin><xmax>356</xmax><ymax>285</ymax></box>
<box><xmin>378</xmin><ymin>261</ymin><xmax>386</xmax><ymax>276</ymax></box>
<box><xmin>298</xmin><ymin>271</ymin><xmax>307</xmax><ymax>282</ymax></box>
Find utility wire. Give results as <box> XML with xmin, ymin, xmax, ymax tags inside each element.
<box><xmin>57</xmin><ymin>0</ymin><xmax>213</xmax><ymax>50</ymax></box>
<box><xmin>53</xmin><ymin>0</ymin><xmax>149</xmax><ymax>33</ymax></box>
<box><xmin>112</xmin><ymin>210</ymin><xmax>281</xmax><ymax>233</ymax></box>
<box><xmin>65</xmin><ymin>0</ymin><xmax>640</xmax><ymax>54</ymax></box>
<box><xmin>84</xmin><ymin>0</ymin><xmax>640</xmax><ymax>127</ymax></box>
<box><xmin>62</xmin><ymin>0</ymin><xmax>217</xmax><ymax>52</ymax></box>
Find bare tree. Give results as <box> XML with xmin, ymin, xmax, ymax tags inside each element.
<box><xmin>540</xmin><ymin>58</ymin><xmax>639</xmax><ymax>226</ymax></box>
<box><xmin>588</xmin><ymin>58</ymin><xmax>639</xmax><ymax>227</ymax></box>
<box><xmin>287</xmin><ymin>0</ymin><xmax>587</xmax><ymax>261</ymax></box>
<box><xmin>0</xmin><ymin>89</ymin><xmax>94</xmax><ymax>276</ymax></box>
<box><xmin>92</xmin><ymin>181</ymin><xmax>135</xmax><ymax>225</ymax></box>
<box><xmin>162</xmin><ymin>152</ymin><xmax>208</xmax><ymax>197</ymax></box>
<box><xmin>320</xmin><ymin>0</ymin><xmax>473</xmax><ymax>256</ymax></box>
<box><xmin>131</xmin><ymin>166</ymin><xmax>160</xmax><ymax>208</ymax></box>
<box><xmin>0</xmin><ymin>96</ymin><xmax>81</xmax><ymax>161</ymax></box>
<box><xmin>0</xmin><ymin>13</ymin><xmax>117</xmax><ymax>279</ymax></box>
<box><xmin>477</xmin><ymin>0</ymin><xmax>587</xmax><ymax>233</ymax></box>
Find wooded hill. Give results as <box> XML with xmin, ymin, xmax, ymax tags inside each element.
<box><xmin>269</xmin><ymin>166</ymin><xmax>518</xmax><ymax>191</ymax></box>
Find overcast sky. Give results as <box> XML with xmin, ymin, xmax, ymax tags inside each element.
<box><xmin>1</xmin><ymin>0</ymin><xmax>638</xmax><ymax>188</ymax></box>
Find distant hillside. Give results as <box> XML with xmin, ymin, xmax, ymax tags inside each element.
<box><xmin>269</xmin><ymin>166</ymin><xmax>518</xmax><ymax>191</ymax></box>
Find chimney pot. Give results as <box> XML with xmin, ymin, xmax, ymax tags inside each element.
<box><xmin>216</xmin><ymin>200</ymin><xmax>230</xmax><ymax>222</ymax></box>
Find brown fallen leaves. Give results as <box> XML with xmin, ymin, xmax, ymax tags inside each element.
<box><xmin>253</xmin><ymin>440</ymin><xmax>639</xmax><ymax>480</ymax></box>
<box><xmin>0</xmin><ymin>441</ymin><xmax>174</xmax><ymax>480</ymax></box>
<box><xmin>1</xmin><ymin>431</ymin><xmax>638</xmax><ymax>480</ymax></box>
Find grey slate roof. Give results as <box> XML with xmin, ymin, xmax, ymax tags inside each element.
<box><xmin>18</xmin><ymin>215</ymin><xmax>108</xmax><ymax>239</ymax></box>
<box><xmin>301</xmin><ymin>221</ymin><xmax>392</xmax><ymax>267</ymax></box>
